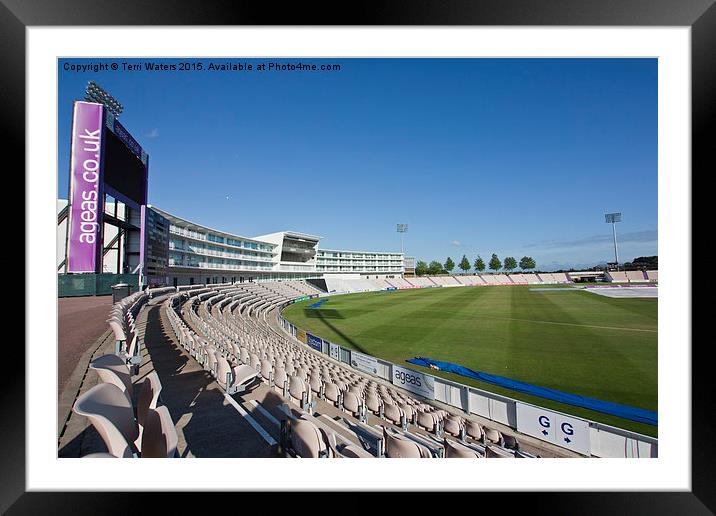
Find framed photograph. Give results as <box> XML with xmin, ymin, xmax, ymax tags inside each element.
<box><xmin>9</xmin><ymin>0</ymin><xmax>709</xmax><ymax>512</ymax></box>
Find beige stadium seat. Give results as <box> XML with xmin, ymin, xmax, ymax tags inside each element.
<box><xmin>444</xmin><ymin>438</ymin><xmax>482</xmax><ymax>458</ymax></box>
<box><xmin>443</xmin><ymin>415</ymin><xmax>464</xmax><ymax>437</ymax></box>
<box><xmin>215</xmin><ymin>355</ymin><xmax>234</xmax><ymax>391</ymax></box>
<box><xmin>399</xmin><ymin>403</ymin><xmax>416</xmax><ymax>425</ymax></box>
<box><xmin>141</xmin><ymin>406</ymin><xmax>179</xmax><ymax>458</ymax></box>
<box><xmin>204</xmin><ymin>346</ymin><xmax>218</xmax><ymax>375</ymax></box>
<box><xmin>73</xmin><ymin>383</ymin><xmax>139</xmax><ymax>458</ymax></box>
<box><xmin>365</xmin><ymin>393</ymin><xmax>383</xmax><ymax>417</ymax></box>
<box><xmin>295</xmin><ymin>367</ymin><xmax>309</xmax><ymax>382</ymax></box>
<box><xmin>108</xmin><ymin>320</ymin><xmax>127</xmax><ymax>352</ymax></box>
<box><xmin>485</xmin><ymin>445</ymin><xmax>514</xmax><ymax>458</ymax></box>
<box><xmin>136</xmin><ymin>371</ymin><xmax>162</xmax><ymax>430</ymax></box>
<box><xmin>288</xmin><ymin>376</ymin><xmax>311</xmax><ymax>408</ymax></box>
<box><xmin>339</xmin><ymin>443</ymin><xmax>374</xmax><ymax>458</ymax></box>
<box><xmin>260</xmin><ymin>359</ymin><xmax>273</xmax><ymax>384</ymax></box>
<box><xmin>417</xmin><ymin>410</ymin><xmax>438</xmax><ymax>433</ymax></box>
<box><xmin>273</xmin><ymin>366</ymin><xmax>288</xmax><ymax>395</ymax></box>
<box><xmin>231</xmin><ymin>364</ymin><xmax>260</xmax><ymax>393</ymax></box>
<box><xmin>308</xmin><ymin>374</ymin><xmax>323</xmax><ymax>396</ymax></box>
<box><xmin>89</xmin><ymin>354</ymin><xmax>133</xmax><ymax>404</ymax></box>
<box><xmin>289</xmin><ymin>418</ymin><xmax>333</xmax><ymax>458</ymax></box>
<box><xmin>382</xmin><ymin>427</ymin><xmax>431</xmax><ymax>458</ymax></box>
<box><xmin>342</xmin><ymin>391</ymin><xmax>362</xmax><ymax>419</ymax></box>
<box><xmin>383</xmin><ymin>402</ymin><xmax>404</xmax><ymax>427</ymax></box>
<box><xmin>285</xmin><ymin>362</ymin><xmax>296</xmax><ymax>377</ymax></box>
<box><xmin>484</xmin><ymin>427</ymin><xmax>504</xmax><ymax>446</ymax></box>
<box><xmin>465</xmin><ymin>420</ymin><xmax>484</xmax><ymax>441</ymax></box>
<box><xmin>324</xmin><ymin>382</ymin><xmax>341</xmax><ymax>406</ymax></box>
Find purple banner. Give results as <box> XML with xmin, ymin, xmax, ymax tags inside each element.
<box><xmin>67</xmin><ymin>102</ymin><xmax>104</xmax><ymax>273</ymax></box>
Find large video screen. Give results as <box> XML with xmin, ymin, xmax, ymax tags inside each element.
<box><xmin>103</xmin><ymin>128</ymin><xmax>146</xmax><ymax>206</ymax></box>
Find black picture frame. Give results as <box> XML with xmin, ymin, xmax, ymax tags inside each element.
<box><xmin>7</xmin><ymin>0</ymin><xmax>709</xmax><ymax>512</ymax></box>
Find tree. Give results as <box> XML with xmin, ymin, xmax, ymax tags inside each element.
<box><xmin>489</xmin><ymin>253</ymin><xmax>502</xmax><ymax>272</ymax></box>
<box><xmin>519</xmin><ymin>256</ymin><xmax>536</xmax><ymax>270</ymax></box>
<box><xmin>503</xmin><ymin>256</ymin><xmax>517</xmax><ymax>271</ymax></box>
<box><xmin>632</xmin><ymin>255</ymin><xmax>657</xmax><ymax>269</ymax></box>
<box><xmin>459</xmin><ymin>255</ymin><xmax>471</xmax><ymax>274</ymax></box>
<box><xmin>474</xmin><ymin>256</ymin><xmax>486</xmax><ymax>273</ymax></box>
<box><xmin>428</xmin><ymin>260</ymin><xmax>444</xmax><ymax>275</ymax></box>
<box><xmin>444</xmin><ymin>257</ymin><xmax>455</xmax><ymax>273</ymax></box>
<box><xmin>415</xmin><ymin>260</ymin><xmax>428</xmax><ymax>276</ymax></box>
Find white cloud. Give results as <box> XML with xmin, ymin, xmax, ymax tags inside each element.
<box><xmin>144</xmin><ymin>128</ymin><xmax>160</xmax><ymax>139</ymax></box>
<box><xmin>451</xmin><ymin>240</ymin><xmax>461</xmax><ymax>247</ymax></box>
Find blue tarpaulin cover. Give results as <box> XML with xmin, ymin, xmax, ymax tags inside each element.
<box><xmin>406</xmin><ymin>356</ymin><xmax>657</xmax><ymax>426</ymax></box>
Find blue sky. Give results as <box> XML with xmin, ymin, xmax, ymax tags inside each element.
<box><xmin>58</xmin><ymin>58</ymin><xmax>657</xmax><ymax>271</ymax></box>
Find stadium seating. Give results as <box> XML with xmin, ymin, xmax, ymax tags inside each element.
<box><xmin>324</xmin><ymin>276</ymin><xmax>378</xmax><ymax>294</ymax></box>
<box><xmin>646</xmin><ymin>270</ymin><xmax>658</xmax><ymax>281</ymax></box>
<box><xmin>606</xmin><ymin>271</ymin><xmax>629</xmax><ymax>283</ymax></box>
<box><xmin>536</xmin><ymin>273</ymin><xmax>554</xmax><ymax>283</ymax></box>
<box><xmin>481</xmin><ymin>274</ymin><xmax>498</xmax><ymax>285</ymax></box>
<box><xmin>493</xmin><ymin>274</ymin><xmax>512</xmax><ymax>285</ymax></box>
<box><xmin>507</xmin><ymin>273</ymin><xmax>527</xmax><ymax>285</ymax></box>
<box><xmin>486</xmin><ymin>445</ymin><xmax>515</xmax><ymax>458</ymax></box>
<box><xmin>462</xmin><ymin>275</ymin><xmax>487</xmax><ymax>286</ymax></box>
<box><xmin>407</xmin><ymin>276</ymin><xmax>436</xmax><ymax>287</ymax></box>
<box><xmin>119</xmin><ymin>277</ymin><xmax>536</xmax><ymax>461</ymax></box>
<box><xmin>73</xmin><ymin>373</ymin><xmax>179</xmax><ymax>459</ymax></box>
<box><xmin>89</xmin><ymin>353</ymin><xmax>134</xmax><ymax>404</ymax></box>
<box><xmin>141</xmin><ymin>406</ymin><xmax>179</xmax><ymax>458</ymax></box>
<box><xmin>444</xmin><ymin>438</ymin><xmax>484</xmax><ymax>458</ymax></box>
<box><xmin>367</xmin><ymin>278</ymin><xmax>394</xmax><ymax>290</ymax></box>
<box><xmin>551</xmin><ymin>272</ymin><xmax>570</xmax><ymax>283</ymax></box>
<box><xmin>387</xmin><ymin>277</ymin><xmax>415</xmax><ymax>289</ymax></box>
<box><xmin>428</xmin><ymin>276</ymin><xmax>461</xmax><ymax>287</ymax></box>
<box><xmin>523</xmin><ymin>273</ymin><xmax>543</xmax><ymax>284</ymax></box>
<box><xmin>626</xmin><ymin>271</ymin><xmax>648</xmax><ymax>283</ymax></box>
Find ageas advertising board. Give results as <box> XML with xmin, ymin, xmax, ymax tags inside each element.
<box><xmin>67</xmin><ymin>101</ymin><xmax>105</xmax><ymax>273</ymax></box>
<box><xmin>392</xmin><ymin>364</ymin><xmax>434</xmax><ymax>399</ymax></box>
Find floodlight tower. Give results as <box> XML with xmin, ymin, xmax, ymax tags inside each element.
<box><xmin>605</xmin><ymin>212</ymin><xmax>622</xmax><ymax>268</ymax></box>
<box><xmin>397</xmin><ymin>224</ymin><xmax>408</xmax><ymax>255</ymax></box>
<box><xmin>85</xmin><ymin>80</ymin><xmax>124</xmax><ymax>117</ymax></box>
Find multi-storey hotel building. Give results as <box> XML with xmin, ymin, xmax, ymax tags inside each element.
<box><xmin>315</xmin><ymin>249</ymin><xmax>404</xmax><ymax>276</ymax></box>
<box><xmin>58</xmin><ymin>201</ymin><xmax>405</xmax><ymax>287</ymax></box>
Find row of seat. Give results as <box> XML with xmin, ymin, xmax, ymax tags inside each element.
<box><xmin>166</xmin><ymin>280</ymin><xmax>532</xmax><ymax>459</ymax></box>
<box><xmin>107</xmin><ymin>291</ymin><xmax>149</xmax><ymax>374</ymax></box>
<box><xmin>279</xmin><ymin>403</ymin><xmax>526</xmax><ymax>459</ymax></box>
<box><xmin>72</xmin><ymin>353</ymin><xmax>178</xmax><ymax>458</ymax></box>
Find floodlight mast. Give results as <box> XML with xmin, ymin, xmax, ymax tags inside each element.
<box><xmin>84</xmin><ymin>80</ymin><xmax>124</xmax><ymax>117</ymax></box>
<box><xmin>397</xmin><ymin>224</ymin><xmax>408</xmax><ymax>255</ymax></box>
<box><xmin>605</xmin><ymin>212</ymin><xmax>622</xmax><ymax>268</ymax></box>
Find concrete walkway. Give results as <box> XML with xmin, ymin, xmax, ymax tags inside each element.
<box><xmin>57</xmin><ymin>295</ymin><xmax>114</xmax><ymax>395</ymax></box>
